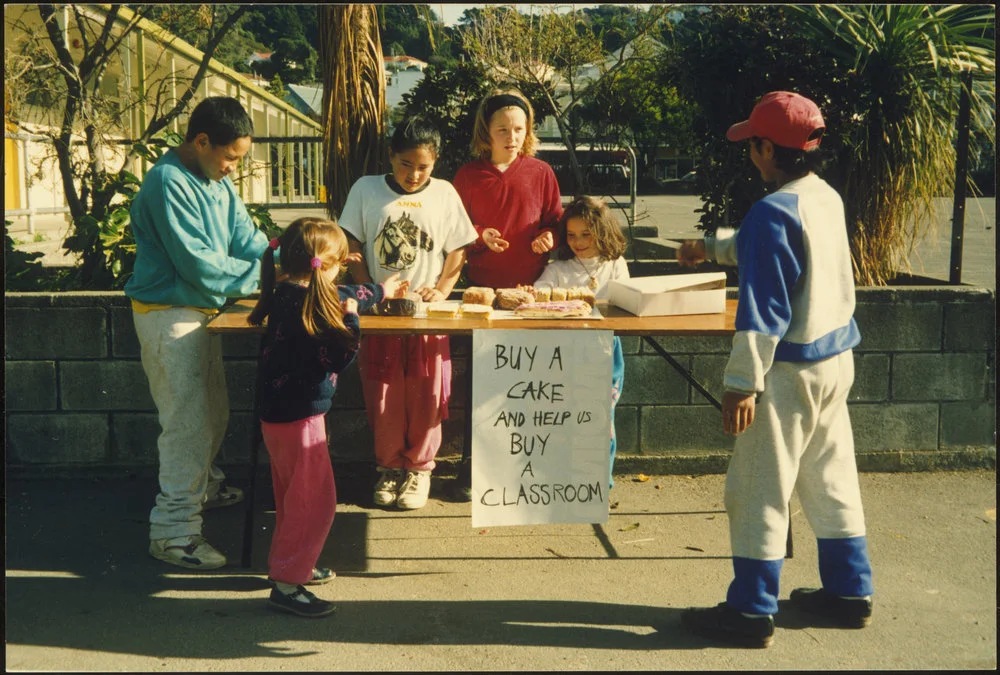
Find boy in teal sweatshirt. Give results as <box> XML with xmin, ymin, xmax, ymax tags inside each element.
<box><xmin>126</xmin><ymin>96</ymin><xmax>268</xmax><ymax>569</ymax></box>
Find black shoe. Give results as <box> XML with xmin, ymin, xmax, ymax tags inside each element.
<box><xmin>452</xmin><ymin>459</ymin><xmax>472</xmax><ymax>502</ymax></box>
<box><xmin>681</xmin><ymin>602</ymin><xmax>774</xmax><ymax>648</ymax></box>
<box><xmin>789</xmin><ymin>587</ymin><xmax>872</xmax><ymax>628</ymax></box>
<box><xmin>268</xmin><ymin>585</ymin><xmax>336</xmax><ymax>618</ymax></box>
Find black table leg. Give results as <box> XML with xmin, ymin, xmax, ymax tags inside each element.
<box><xmin>641</xmin><ymin>336</ymin><xmax>722</xmax><ymax>410</ymax></box>
<box><xmin>240</xmin><ymin>421</ymin><xmax>262</xmax><ymax>568</ymax></box>
<box><xmin>461</xmin><ymin>343</ymin><xmax>473</xmax><ymax>462</ymax></box>
<box><xmin>639</xmin><ymin>336</ymin><xmax>792</xmax><ymax>559</ymax></box>
<box><xmin>241</xmin><ymin>335</ymin><xmax>266</xmax><ymax>569</ymax></box>
<box><xmin>453</xmin><ymin>343</ymin><xmax>474</xmax><ymax>501</ymax></box>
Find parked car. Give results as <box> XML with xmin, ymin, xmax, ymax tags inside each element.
<box><xmin>551</xmin><ymin>163</ymin><xmax>631</xmax><ymax>194</ymax></box>
<box><xmin>585</xmin><ymin>163</ymin><xmax>630</xmax><ymax>194</ymax></box>
<box><xmin>658</xmin><ymin>170</ymin><xmax>699</xmax><ymax>195</ymax></box>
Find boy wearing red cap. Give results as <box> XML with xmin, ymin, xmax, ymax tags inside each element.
<box><xmin>677</xmin><ymin>91</ymin><xmax>874</xmax><ymax>648</ymax></box>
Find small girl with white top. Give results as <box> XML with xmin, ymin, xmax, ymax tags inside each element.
<box><xmin>534</xmin><ymin>195</ymin><xmax>630</xmax><ymax>485</ymax></box>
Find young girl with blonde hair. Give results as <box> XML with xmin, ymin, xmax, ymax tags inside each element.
<box><xmin>533</xmin><ymin>195</ymin><xmax>630</xmax><ymax>486</ymax></box>
<box><xmin>249</xmin><ymin>217</ymin><xmax>406</xmax><ymax>617</ymax></box>
<box><xmin>453</xmin><ymin>88</ymin><xmax>564</xmax><ymax>289</ymax></box>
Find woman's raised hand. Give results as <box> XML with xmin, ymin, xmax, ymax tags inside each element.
<box><xmin>482</xmin><ymin>228</ymin><xmax>510</xmax><ymax>253</ymax></box>
<box><xmin>530</xmin><ymin>230</ymin><xmax>555</xmax><ymax>254</ymax></box>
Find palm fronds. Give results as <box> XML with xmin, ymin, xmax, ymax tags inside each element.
<box><xmin>792</xmin><ymin>4</ymin><xmax>995</xmax><ymax>285</ymax></box>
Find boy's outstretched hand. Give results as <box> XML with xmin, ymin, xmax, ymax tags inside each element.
<box><xmin>677</xmin><ymin>239</ymin><xmax>707</xmax><ymax>268</ymax></box>
<box><xmin>381</xmin><ymin>273</ymin><xmax>410</xmax><ymax>299</ymax></box>
<box><xmin>722</xmin><ymin>390</ymin><xmax>755</xmax><ymax>435</ymax></box>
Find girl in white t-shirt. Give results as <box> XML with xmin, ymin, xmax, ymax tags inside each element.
<box><xmin>340</xmin><ymin>116</ymin><xmax>477</xmax><ymax>510</ymax></box>
<box><xmin>534</xmin><ymin>195</ymin><xmax>630</xmax><ymax>486</ymax></box>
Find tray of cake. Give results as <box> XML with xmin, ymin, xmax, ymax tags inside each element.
<box><xmin>398</xmin><ymin>285</ymin><xmax>604</xmax><ymax>320</ymax></box>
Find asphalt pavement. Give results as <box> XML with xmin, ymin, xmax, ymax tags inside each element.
<box><xmin>5</xmin><ymin>195</ymin><xmax>996</xmax><ymax>671</ymax></box>
<box><xmin>4</xmin><ymin>468</ymin><xmax>995</xmax><ymax>671</ymax></box>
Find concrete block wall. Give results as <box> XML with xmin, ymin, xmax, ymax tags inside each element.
<box><xmin>5</xmin><ymin>287</ymin><xmax>995</xmax><ymax>474</ymax></box>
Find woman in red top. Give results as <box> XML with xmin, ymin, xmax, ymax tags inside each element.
<box><xmin>452</xmin><ymin>89</ymin><xmax>564</xmax><ymax>289</ymax></box>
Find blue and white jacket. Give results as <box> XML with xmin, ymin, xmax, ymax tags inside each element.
<box><xmin>706</xmin><ymin>174</ymin><xmax>860</xmax><ymax>394</ymax></box>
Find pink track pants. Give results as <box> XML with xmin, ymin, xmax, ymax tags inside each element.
<box><xmin>358</xmin><ymin>334</ymin><xmax>451</xmax><ymax>472</ymax></box>
<box><xmin>260</xmin><ymin>414</ymin><xmax>336</xmax><ymax>585</ymax></box>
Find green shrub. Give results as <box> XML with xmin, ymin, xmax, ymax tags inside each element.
<box><xmin>5</xmin><ymin>220</ymin><xmax>48</xmax><ymax>291</ymax></box>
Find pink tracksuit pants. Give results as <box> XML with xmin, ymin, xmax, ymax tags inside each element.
<box><xmin>358</xmin><ymin>334</ymin><xmax>451</xmax><ymax>472</ymax></box>
<box><xmin>260</xmin><ymin>414</ymin><xmax>335</xmax><ymax>585</ymax></box>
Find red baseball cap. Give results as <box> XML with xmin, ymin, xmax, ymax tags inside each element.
<box><xmin>726</xmin><ymin>91</ymin><xmax>825</xmax><ymax>150</ymax></box>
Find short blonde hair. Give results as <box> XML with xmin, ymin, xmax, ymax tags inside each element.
<box><xmin>469</xmin><ymin>88</ymin><xmax>539</xmax><ymax>160</ymax></box>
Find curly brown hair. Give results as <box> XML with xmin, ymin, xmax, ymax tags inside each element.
<box><xmin>553</xmin><ymin>196</ymin><xmax>627</xmax><ymax>262</ymax></box>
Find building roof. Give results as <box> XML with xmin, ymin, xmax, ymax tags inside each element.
<box><xmin>384</xmin><ymin>55</ymin><xmax>428</xmax><ymax>70</ymax></box>
<box><xmin>285</xmin><ymin>83</ymin><xmax>324</xmax><ymax>120</ymax></box>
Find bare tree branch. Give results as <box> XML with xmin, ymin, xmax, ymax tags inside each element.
<box><xmin>37</xmin><ymin>3</ymin><xmax>85</xmax><ymax>220</ymax></box>
<box><xmin>137</xmin><ymin>5</ymin><xmax>250</xmax><ymax>146</ymax></box>
<box><xmin>76</xmin><ymin>4</ymin><xmax>123</xmax><ymax>81</ymax></box>
<box><xmin>71</xmin><ymin>5</ymin><xmax>90</xmax><ymax>55</ymax></box>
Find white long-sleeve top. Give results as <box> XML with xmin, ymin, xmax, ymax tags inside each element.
<box><xmin>535</xmin><ymin>255</ymin><xmax>630</xmax><ymax>300</ymax></box>
<box><xmin>706</xmin><ymin>174</ymin><xmax>860</xmax><ymax>394</ymax></box>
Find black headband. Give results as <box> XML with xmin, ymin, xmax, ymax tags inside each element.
<box><xmin>484</xmin><ymin>94</ymin><xmax>530</xmax><ymax>121</ymax></box>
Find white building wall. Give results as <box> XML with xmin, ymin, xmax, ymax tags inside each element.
<box><xmin>385</xmin><ymin>69</ymin><xmax>425</xmax><ymax>111</ymax></box>
<box><xmin>4</xmin><ymin>3</ymin><xmax>323</xmax><ymax>231</ymax></box>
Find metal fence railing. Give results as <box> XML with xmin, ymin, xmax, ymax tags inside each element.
<box><xmin>4</xmin><ymin>133</ymin><xmax>327</xmax><ymax>234</ymax></box>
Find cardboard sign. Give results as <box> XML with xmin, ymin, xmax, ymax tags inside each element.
<box><xmin>471</xmin><ymin>329</ymin><xmax>613</xmax><ymax>527</ymax></box>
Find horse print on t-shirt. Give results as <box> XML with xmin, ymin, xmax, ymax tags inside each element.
<box><xmin>374</xmin><ymin>212</ymin><xmax>434</xmax><ymax>271</ymax></box>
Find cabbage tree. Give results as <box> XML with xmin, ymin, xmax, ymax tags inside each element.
<box><xmin>792</xmin><ymin>4</ymin><xmax>995</xmax><ymax>285</ymax></box>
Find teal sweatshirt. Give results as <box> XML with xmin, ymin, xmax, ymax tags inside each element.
<box><xmin>124</xmin><ymin>149</ymin><xmax>268</xmax><ymax>309</ymax></box>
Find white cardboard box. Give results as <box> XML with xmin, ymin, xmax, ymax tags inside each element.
<box><xmin>608</xmin><ymin>272</ymin><xmax>728</xmax><ymax>316</ymax></box>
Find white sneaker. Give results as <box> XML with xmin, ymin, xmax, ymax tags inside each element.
<box><xmin>373</xmin><ymin>467</ymin><xmax>404</xmax><ymax>507</ymax></box>
<box><xmin>149</xmin><ymin>535</ymin><xmax>226</xmax><ymax>569</ymax></box>
<box><xmin>396</xmin><ymin>470</ymin><xmax>431</xmax><ymax>510</ymax></box>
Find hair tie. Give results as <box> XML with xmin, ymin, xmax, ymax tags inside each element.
<box><xmin>310</xmin><ymin>257</ymin><xmax>323</xmax><ymax>270</ymax></box>
<box><xmin>268</xmin><ymin>238</ymin><xmax>280</xmax><ymax>251</ymax></box>
<box><xmin>484</xmin><ymin>94</ymin><xmax>530</xmax><ymax>121</ymax></box>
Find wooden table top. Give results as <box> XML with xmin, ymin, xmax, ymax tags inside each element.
<box><xmin>207</xmin><ymin>299</ymin><xmax>737</xmax><ymax>336</ymax></box>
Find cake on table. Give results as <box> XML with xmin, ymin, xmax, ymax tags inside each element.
<box><xmin>426</xmin><ymin>302</ymin><xmax>459</xmax><ymax>318</ymax></box>
<box><xmin>462</xmin><ymin>286</ymin><xmax>496</xmax><ymax>307</ymax></box>
<box><xmin>459</xmin><ymin>303</ymin><xmax>492</xmax><ymax>319</ymax></box>
<box><xmin>495</xmin><ymin>288</ymin><xmax>536</xmax><ymax>310</ymax></box>
<box><xmin>373</xmin><ymin>296</ymin><xmax>418</xmax><ymax>317</ymax></box>
<box><xmin>513</xmin><ymin>299</ymin><xmax>593</xmax><ymax>318</ymax></box>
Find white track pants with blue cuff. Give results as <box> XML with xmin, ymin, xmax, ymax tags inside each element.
<box><xmin>724</xmin><ymin>350</ymin><xmax>874</xmax><ymax>615</ymax></box>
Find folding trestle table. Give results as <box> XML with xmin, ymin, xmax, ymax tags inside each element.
<box><xmin>207</xmin><ymin>298</ymin><xmax>792</xmax><ymax>568</ymax></box>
